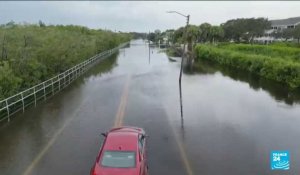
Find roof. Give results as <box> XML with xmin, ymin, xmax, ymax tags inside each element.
<box><xmin>103</xmin><ymin>129</ymin><xmax>139</xmax><ymax>151</ymax></box>
<box><xmin>271</xmin><ymin>17</ymin><xmax>300</xmax><ymax>26</ymax></box>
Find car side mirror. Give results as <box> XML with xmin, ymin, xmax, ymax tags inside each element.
<box><xmin>101</xmin><ymin>132</ymin><xmax>107</xmax><ymax>137</ymax></box>
<box><xmin>141</xmin><ymin>134</ymin><xmax>149</xmax><ymax>139</ymax></box>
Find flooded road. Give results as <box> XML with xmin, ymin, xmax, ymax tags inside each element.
<box><xmin>1</xmin><ymin>39</ymin><xmax>300</xmax><ymax>175</ymax></box>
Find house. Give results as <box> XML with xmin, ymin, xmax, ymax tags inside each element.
<box><xmin>254</xmin><ymin>16</ymin><xmax>300</xmax><ymax>43</ymax></box>
<box><xmin>271</xmin><ymin>16</ymin><xmax>300</xmax><ymax>30</ymax></box>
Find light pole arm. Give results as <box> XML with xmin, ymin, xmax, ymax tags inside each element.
<box><xmin>166</xmin><ymin>11</ymin><xmax>188</xmax><ymax>18</ymax></box>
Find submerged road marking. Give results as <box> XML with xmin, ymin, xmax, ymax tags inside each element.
<box><xmin>112</xmin><ymin>73</ymin><xmax>193</xmax><ymax>174</ymax></box>
<box><xmin>23</xmin><ymin>97</ymin><xmax>90</xmax><ymax>175</ymax></box>
<box><xmin>163</xmin><ymin>104</ymin><xmax>194</xmax><ymax>175</ymax></box>
<box><xmin>171</xmin><ymin>125</ymin><xmax>194</xmax><ymax>175</ymax></box>
<box><xmin>114</xmin><ymin>75</ymin><xmax>131</xmax><ymax>127</ymax></box>
<box><xmin>114</xmin><ymin>74</ymin><xmax>193</xmax><ymax>175</ymax></box>
<box><xmin>24</xmin><ymin>74</ymin><xmax>131</xmax><ymax>175</ymax></box>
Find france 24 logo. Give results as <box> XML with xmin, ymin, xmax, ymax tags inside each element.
<box><xmin>271</xmin><ymin>151</ymin><xmax>290</xmax><ymax>170</ymax></box>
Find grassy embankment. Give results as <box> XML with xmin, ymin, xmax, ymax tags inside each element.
<box><xmin>195</xmin><ymin>43</ymin><xmax>300</xmax><ymax>89</ymax></box>
<box><xmin>0</xmin><ymin>24</ymin><xmax>131</xmax><ymax>100</ymax></box>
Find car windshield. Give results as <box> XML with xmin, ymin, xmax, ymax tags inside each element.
<box><xmin>101</xmin><ymin>151</ymin><xmax>136</xmax><ymax>168</ymax></box>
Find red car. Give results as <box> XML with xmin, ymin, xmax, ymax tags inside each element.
<box><xmin>91</xmin><ymin>126</ymin><xmax>148</xmax><ymax>175</ymax></box>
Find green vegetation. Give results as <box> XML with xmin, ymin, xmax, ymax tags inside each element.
<box><xmin>218</xmin><ymin>43</ymin><xmax>300</xmax><ymax>61</ymax></box>
<box><xmin>0</xmin><ymin>22</ymin><xmax>131</xmax><ymax>100</ymax></box>
<box><xmin>151</xmin><ymin>17</ymin><xmax>270</xmax><ymax>45</ymax></box>
<box><xmin>195</xmin><ymin>44</ymin><xmax>300</xmax><ymax>89</ymax></box>
<box><xmin>194</xmin><ymin>60</ymin><xmax>300</xmax><ymax>105</ymax></box>
<box><xmin>222</xmin><ymin>18</ymin><xmax>270</xmax><ymax>43</ymax></box>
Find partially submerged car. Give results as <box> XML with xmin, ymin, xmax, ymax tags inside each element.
<box><xmin>91</xmin><ymin>126</ymin><xmax>148</xmax><ymax>175</ymax></box>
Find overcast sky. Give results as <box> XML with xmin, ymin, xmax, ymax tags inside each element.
<box><xmin>0</xmin><ymin>1</ymin><xmax>300</xmax><ymax>32</ymax></box>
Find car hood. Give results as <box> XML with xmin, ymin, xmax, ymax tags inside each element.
<box><xmin>93</xmin><ymin>164</ymin><xmax>140</xmax><ymax>175</ymax></box>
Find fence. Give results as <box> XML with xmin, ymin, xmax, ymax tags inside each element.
<box><xmin>0</xmin><ymin>42</ymin><xmax>129</xmax><ymax>123</ymax></box>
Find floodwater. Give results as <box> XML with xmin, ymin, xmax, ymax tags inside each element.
<box><xmin>0</xmin><ymin>39</ymin><xmax>300</xmax><ymax>175</ymax></box>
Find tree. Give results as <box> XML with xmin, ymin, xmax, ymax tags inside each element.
<box><xmin>5</xmin><ymin>20</ymin><xmax>16</xmax><ymax>28</ymax></box>
<box><xmin>1</xmin><ymin>35</ymin><xmax>7</xmax><ymax>60</ymax></box>
<box><xmin>0</xmin><ymin>62</ymin><xmax>21</xmax><ymax>98</ymax></box>
<box><xmin>172</xmin><ymin>27</ymin><xmax>185</xmax><ymax>44</ymax></box>
<box><xmin>0</xmin><ymin>23</ymin><xmax>131</xmax><ymax>100</ymax></box>
<box><xmin>38</xmin><ymin>20</ymin><xmax>46</xmax><ymax>27</ymax></box>
<box><xmin>198</xmin><ymin>23</ymin><xmax>212</xmax><ymax>43</ymax></box>
<box><xmin>186</xmin><ymin>25</ymin><xmax>199</xmax><ymax>52</ymax></box>
<box><xmin>293</xmin><ymin>24</ymin><xmax>300</xmax><ymax>44</ymax></box>
<box><xmin>271</xmin><ymin>28</ymin><xmax>293</xmax><ymax>41</ymax></box>
<box><xmin>209</xmin><ymin>26</ymin><xmax>224</xmax><ymax>43</ymax></box>
<box><xmin>147</xmin><ymin>32</ymin><xmax>156</xmax><ymax>42</ymax></box>
<box><xmin>186</xmin><ymin>25</ymin><xmax>199</xmax><ymax>43</ymax></box>
<box><xmin>222</xmin><ymin>18</ymin><xmax>270</xmax><ymax>43</ymax></box>
<box><xmin>165</xmin><ymin>29</ymin><xmax>175</xmax><ymax>44</ymax></box>
<box><xmin>244</xmin><ymin>18</ymin><xmax>271</xmax><ymax>43</ymax></box>
<box><xmin>154</xmin><ymin>29</ymin><xmax>162</xmax><ymax>43</ymax></box>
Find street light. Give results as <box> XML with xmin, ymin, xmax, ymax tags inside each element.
<box><xmin>167</xmin><ymin>11</ymin><xmax>190</xmax><ymax>118</ymax></box>
<box><xmin>167</xmin><ymin>11</ymin><xmax>189</xmax><ymax>18</ymax></box>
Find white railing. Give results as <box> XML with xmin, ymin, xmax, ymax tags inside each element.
<box><xmin>0</xmin><ymin>42</ymin><xmax>129</xmax><ymax>123</ymax></box>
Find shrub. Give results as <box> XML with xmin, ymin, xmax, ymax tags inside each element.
<box><xmin>195</xmin><ymin>44</ymin><xmax>300</xmax><ymax>88</ymax></box>
<box><xmin>218</xmin><ymin>43</ymin><xmax>300</xmax><ymax>61</ymax></box>
<box><xmin>0</xmin><ymin>24</ymin><xmax>131</xmax><ymax>100</ymax></box>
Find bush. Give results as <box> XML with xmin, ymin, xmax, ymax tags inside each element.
<box><xmin>195</xmin><ymin>44</ymin><xmax>300</xmax><ymax>88</ymax></box>
<box><xmin>218</xmin><ymin>43</ymin><xmax>300</xmax><ymax>61</ymax></box>
<box><xmin>0</xmin><ymin>24</ymin><xmax>131</xmax><ymax>100</ymax></box>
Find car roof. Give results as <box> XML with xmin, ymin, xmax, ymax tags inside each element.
<box><xmin>103</xmin><ymin>128</ymin><xmax>139</xmax><ymax>151</ymax></box>
<box><xmin>109</xmin><ymin>126</ymin><xmax>144</xmax><ymax>134</ymax></box>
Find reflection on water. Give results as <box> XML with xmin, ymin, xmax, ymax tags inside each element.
<box><xmin>0</xmin><ymin>52</ymin><xmax>120</xmax><ymax>175</ymax></box>
<box><xmin>177</xmin><ymin>57</ymin><xmax>300</xmax><ymax>174</ymax></box>
<box><xmin>190</xmin><ymin>60</ymin><xmax>300</xmax><ymax>105</ymax></box>
<box><xmin>87</xmin><ymin>53</ymin><xmax>119</xmax><ymax>77</ymax></box>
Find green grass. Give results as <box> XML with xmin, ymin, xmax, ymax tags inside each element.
<box><xmin>195</xmin><ymin>44</ymin><xmax>300</xmax><ymax>88</ymax></box>
<box><xmin>218</xmin><ymin>43</ymin><xmax>300</xmax><ymax>62</ymax></box>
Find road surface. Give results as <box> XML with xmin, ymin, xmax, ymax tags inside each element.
<box><xmin>1</xmin><ymin>39</ymin><xmax>300</xmax><ymax>175</ymax></box>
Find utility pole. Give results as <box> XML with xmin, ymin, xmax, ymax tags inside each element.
<box><xmin>167</xmin><ymin>11</ymin><xmax>190</xmax><ymax>118</ymax></box>
<box><xmin>148</xmin><ymin>31</ymin><xmax>151</xmax><ymax>64</ymax></box>
<box><xmin>179</xmin><ymin>14</ymin><xmax>189</xmax><ymax>118</ymax></box>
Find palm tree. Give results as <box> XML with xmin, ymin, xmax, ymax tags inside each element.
<box><xmin>210</xmin><ymin>26</ymin><xmax>224</xmax><ymax>44</ymax></box>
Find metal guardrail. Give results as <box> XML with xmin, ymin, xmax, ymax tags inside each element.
<box><xmin>0</xmin><ymin>42</ymin><xmax>129</xmax><ymax>123</ymax></box>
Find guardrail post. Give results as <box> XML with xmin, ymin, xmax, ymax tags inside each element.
<box><xmin>74</xmin><ymin>65</ymin><xmax>77</xmax><ymax>79</ymax></box>
<box><xmin>64</xmin><ymin>72</ymin><xmax>66</xmax><ymax>87</ymax></box>
<box><xmin>69</xmin><ymin>71</ymin><xmax>71</xmax><ymax>84</ymax></box>
<box><xmin>6</xmin><ymin>99</ymin><xmax>10</xmax><ymax>122</ymax></box>
<box><xmin>51</xmin><ymin>79</ymin><xmax>54</xmax><ymax>95</ymax></box>
<box><xmin>34</xmin><ymin>87</ymin><xmax>37</xmax><ymax>107</ymax></box>
<box><xmin>58</xmin><ymin>76</ymin><xmax>61</xmax><ymax>91</ymax></box>
<box><xmin>21</xmin><ymin>92</ymin><xmax>25</xmax><ymax>113</ymax></box>
<box><xmin>76</xmin><ymin>67</ymin><xmax>78</xmax><ymax>78</ymax></box>
<box><xmin>43</xmin><ymin>82</ymin><xmax>46</xmax><ymax>101</ymax></box>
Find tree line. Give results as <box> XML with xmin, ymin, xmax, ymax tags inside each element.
<box><xmin>0</xmin><ymin>21</ymin><xmax>131</xmax><ymax>100</ymax></box>
<box><xmin>148</xmin><ymin>18</ymin><xmax>272</xmax><ymax>45</ymax></box>
<box><xmin>148</xmin><ymin>17</ymin><xmax>300</xmax><ymax>45</ymax></box>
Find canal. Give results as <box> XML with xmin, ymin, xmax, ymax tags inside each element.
<box><xmin>0</xmin><ymin>39</ymin><xmax>300</xmax><ymax>175</ymax></box>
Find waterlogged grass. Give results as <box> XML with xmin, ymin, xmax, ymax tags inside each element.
<box><xmin>195</xmin><ymin>44</ymin><xmax>300</xmax><ymax>88</ymax></box>
<box><xmin>218</xmin><ymin>43</ymin><xmax>300</xmax><ymax>61</ymax></box>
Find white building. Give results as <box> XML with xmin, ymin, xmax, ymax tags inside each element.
<box><xmin>271</xmin><ymin>17</ymin><xmax>300</xmax><ymax>30</ymax></box>
<box><xmin>254</xmin><ymin>16</ymin><xmax>300</xmax><ymax>44</ymax></box>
